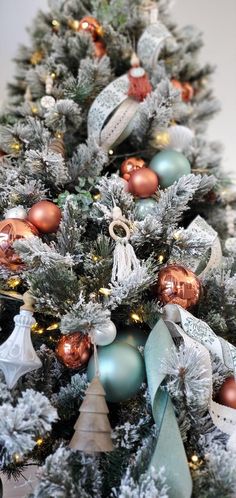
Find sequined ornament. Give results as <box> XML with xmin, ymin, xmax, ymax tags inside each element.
<box><xmin>0</xmin><ymin>292</ymin><xmax>42</xmax><ymax>389</ymax></box>
<box><xmin>0</xmin><ymin>218</ymin><xmax>39</xmax><ymax>271</ymax></box>
<box><xmin>56</xmin><ymin>332</ymin><xmax>92</xmax><ymax>370</ymax></box>
<box><xmin>27</xmin><ymin>200</ymin><xmax>61</xmax><ymax>234</ymax></box>
<box><xmin>157</xmin><ymin>264</ymin><xmax>201</xmax><ymax>309</ymax></box>
<box><xmin>128</xmin><ymin>167</ymin><xmax>159</xmax><ymax>198</ymax></box>
<box><xmin>120</xmin><ymin>157</ymin><xmax>146</xmax><ymax>181</ymax></box>
<box><xmin>216</xmin><ymin>377</ymin><xmax>236</xmax><ymax>409</ymax></box>
<box><xmin>78</xmin><ymin>16</ymin><xmax>103</xmax><ymax>40</ymax></box>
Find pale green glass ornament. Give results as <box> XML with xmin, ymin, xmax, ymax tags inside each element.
<box><xmin>87</xmin><ymin>342</ymin><xmax>146</xmax><ymax>403</ymax></box>
<box><xmin>150</xmin><ymin>149</ymin><xmax>191</xmax><ymax>188</ymax></box>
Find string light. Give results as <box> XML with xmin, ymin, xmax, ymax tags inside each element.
<box><xmin>68</xmin><ymin>19</ymin><xmax>80</xmax><ymax>31</ymax></box>
<box><xmin>108</xmin><ymin>149</ymin><xmax>114</xmax><ymax>156</ymax></box>
<box><xmin>52</xmin><ymin>19</ymin><xmax>60</xmax><ymax>31</ymax></box>
<box><xmin>99</xmin><ymin>287</ymin><xmax>111</xmax><ymax>296</ymax></box>
<box><xmin>130</xmin><ymin>312</ymin><xmax>142</xmax><ymax>323</ymax></box>
<box><xmin>155</xmin><ymin>130</ymin><xmax>170</xmax><ymax>148</ymax></box>
<box><xmin>10</xmin><ymin>141</ymin><xmax>21</xmax><ymax>152</ymax></box>
<box><xmin>55</xmin><ymin>131</ymin><xmax>63</xmax><ymax>139</ymax></box>
<box><xmin>191</xmin><ymin>454</ymin><xmax>199</xmax><ymax>463</ymax></box>
<box><xmin>7</xmin><ymin>276</ymin><xmax>21</xmax><ymax>289</ymax></box>
<box><xmin>173</xmin><ymin>231</ymin><xmax>181</xmax><ymax>241</ymax></box>
<box><xmin>30</xmin><ymin>50</ymin><xmax>43</xmax><ymax>65</ymax></box>
<box><xmin>158</xmin><ymin>255</ymin><xmax>164</xmax><ymax>264</ymax></box>
<box><xmin>50</xmin><ymin>72</ymin><xmax>56</xmax><ymax>80</ymax></box>
<box><xmin>36</xmin><ymin>437</ymin><xmax>44</xmax><ymax>446</ymax></box>
<box><xmin>31</xmin><ymin>105</ymin><xmax>38</xmax><ymax>115</ymax></box>
<box><xmin>46</xmin><ymin>322</ymin><xmax>59</xmax><ymax>331</ymax></box>
<box><xmin>31</xmin><ymin>322</ymin><xmax>44</xmax><ymax>335</ymax></box>
<box><xmin>93</xmin><ymin>193</ymin><xmax>101</xmax><ymax>201</ymax></box>
<box><xmin>13</xmin><ymin>453</ymin><xmax>22</xmax><ymax>463</ymax></box>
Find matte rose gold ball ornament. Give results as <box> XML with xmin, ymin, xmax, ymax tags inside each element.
<box><xmin>216</xmin><ymin>377</ymin><xmax>236</xmax><ymax>409</ymax></box>
<box><xmin>128</xmin><ymin>168</ymin><xmax>159</xmax><ymax>198</ymax></box>
<box><xmin>27</xmin><ymin>200</ymin><xmax>61</xmax><ymax>234</ymax></box>
<box><xmin>55</xmin><ymin>332</ymin><xmax>92</xmax><ymax>370</ymax></box>
<box><xmin>157</xmin><ymin>264</ymin><xmax>201</xmax><ymax>309</ymax></box>
<box><xmin>120</xmin><ymin>157</ymin><xmax>146</xmax><ymax>181</ymax></box>
<box><xmin>0</xmin><ymin>218</ymin><xmax>39</xmax><ymax>271</ymax></box>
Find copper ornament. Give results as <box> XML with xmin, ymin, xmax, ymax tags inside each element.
<box><xmin>120</xmin><ymin>157</ymin><xmax>146</xmax><ymax>181</ymax></box>
<box><xmin>172</xmin><ymin>79</ymin><xmax>194</xmax><ymax>103</ymax></box>
<box><xmin>55</xmin><ymin>332</ymin><xmax>92</xmax><ymax>370</ymax></box>
<box><xmin>27</xmin><ymin>200</ymin><xmax>61</xmax><ymax>234</ymax></box>
<box><xmin>157</xmin><ymin>264</ymin><xmax>201</xmax><ymax>309</ymax></box>
<box><xmin>216</xmin><ymin>377</ymin><xmax>236</xmax><ymax>409</ymax></box>
<box><xmin>94</xmin><ymin>40</ymin><xmax>107</xmax><ymax>59</ymax></box>
<box><xmin>0</xmin><ymin>218</ymin><xmax>39</xmax><ymax>271</ymax></box>
<box><xmin>78</xmin><ymin>16</ymin><xmax>103</xmax><ymax>40</ymax></box>
<box><xmin>128</xmin><ymin>167</ymin><xmax>158</xmax><ymax>198</ymax></box>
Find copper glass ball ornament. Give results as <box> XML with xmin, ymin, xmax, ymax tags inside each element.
<box><xmin>215</xmin><ymin>377</ymin><xmax>236</xmax><ymax>409</ymax></box>
<box><xmin>78</xmin><ymin>16</ymin><xmax>103</xmax><ymax>40</ymax></box>
<box><xmin>0</xmin><ymin>218</ymin><xmax>39</xmax><ymax>271</ymax></box>
<box><xmin>128</xmin><ymin>168</ymin><xmax>159</xmax><ymax>198</ymax></box>
<box><xmin>56</xmin><ymin>332</ymin><xmax>92</xmax><ymax>370</ymax></box>
<box><xmin>94</xmin><ymin>40</ymin><xmax>106</xmax><ymax>59</ymax></box>
<box><xmin>120</xmin><ymin>157</ymin><xmax>146</xmax><ymax>181</ymax></box>
<box><xmin>27</xmin><ymin>200</ymin><xmax>61</xmax><ymax>234</ymax></box>
<box><xmin>157</xmin><ymin>264</ymin><xmax>201</xmax><ymax>309</ymax></box>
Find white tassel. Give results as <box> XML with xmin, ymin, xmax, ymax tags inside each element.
<box><xmin>109</xmin><ymin>207</ymin><xmax>140</xmax><ymax>284</ymax></box>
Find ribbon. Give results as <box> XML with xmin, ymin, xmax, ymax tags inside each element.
<box><xmin>173</xmin><ymin>215</ymin><xmax>222</xmax><ymax>278</ymax></box>
<box><xmin>137</xmin><ymin>22</ymin><xmax>174</xmax><ymax>72</ymax></box>
<box><xmin>144</xmin><ymin>318</ymin><xmax>192</xmax><ymax>498</ymax></box>
<box><xmin>144</xmin><ymin>305</ymin><xmax>236</xmax><ymax>496</ymax></box>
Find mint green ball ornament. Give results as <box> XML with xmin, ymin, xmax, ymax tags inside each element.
<box><xmin>87</xmin><ymin>342</ymin><xmax>146</xmax><ymax>403</ymax></box>
<box><xmin>135</xmin><ymin>198</ymin><xmax>157</xmax><ymax>220</ymax></box>
<box><xmin>115</xmin><ymin>325</ymin><xmax>148</xmax><ymax>349</ymax></box>
<box><xmin>150</xmin><ymin>149</ymin><xmax>191</xmax><ymax>188</ymax></box>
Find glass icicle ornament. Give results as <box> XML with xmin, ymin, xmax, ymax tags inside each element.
<box><xmin>0</xmin><ymin>292</ymin><xmax>42</xmax><ymax>389</ymax></box>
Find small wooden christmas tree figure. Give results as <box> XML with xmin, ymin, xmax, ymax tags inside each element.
<box><xmin>69</xmin><ymin>375</ymin><xmax>113</xmax><ymax>453</ymax></box>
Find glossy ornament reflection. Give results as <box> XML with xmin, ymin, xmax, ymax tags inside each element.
<box><xmin>56</xmin><ymin>332</ymin><xmax>92</xmax><ymax>370</ymax></box>
<box><xmin>216</xmin><ymin>377</ymin><xmax>236</xmax><ymax>409</ymax></box>
<box><xmin>157</xmin><ymin>264</ymin><xmax>201</xmax><ymax>309</ymax></box>
<box><xmin>0</xmin><ymin>218</ymin><xmax>39</xmax><ymax>271</ymax></box>
<box><xmin>120</xmin><ymin>157</ymin><xmax>146</xmax><ymax>181</ymax></box>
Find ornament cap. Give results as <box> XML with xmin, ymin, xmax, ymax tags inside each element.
<box><xmin>20</xmin><ymin>291</ymin><xmax>36</xmax><ymax>312</ymax></box>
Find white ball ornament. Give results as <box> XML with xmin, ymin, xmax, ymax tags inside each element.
<box><xmin>93</xmin><ymin>320</ymin><xmax>117</xmax><ymax>346</ymax></box>
<box><xmin>5</xmin><ymin>206</ymin><xmax>27</xmax><ymax>220</ymax></box>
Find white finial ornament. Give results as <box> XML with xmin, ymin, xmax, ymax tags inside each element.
<box><xmin>0</xmin><ymin>292</ymin><xmax>42</xmax><ymax>389</ymax></box>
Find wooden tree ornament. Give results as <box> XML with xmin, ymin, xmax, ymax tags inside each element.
<box><xmin>69</xmin><ymin>343</ymin><xmax>113</xmax><ymax>453</ymax></box>
<box><xmin>49</xmin><ymin>137</ymin><xmax>65</xmax><ymax>158</ymax></box>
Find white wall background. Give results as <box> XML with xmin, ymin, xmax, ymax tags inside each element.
<box><xmin>0</xmin><ymin>0</ymin><xmax>235</xmax><ymax>174</ymax></box>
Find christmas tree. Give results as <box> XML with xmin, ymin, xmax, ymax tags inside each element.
<box><xmin>0</xmin><ymin>0</ymin><xmax>236</xmax><ymax>496</ymax></box>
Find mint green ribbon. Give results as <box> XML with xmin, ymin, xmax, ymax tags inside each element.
<box><xmin>144</xmin><ymin>318</ymin><xmax>192</xmax><ymax>498</ymax></box>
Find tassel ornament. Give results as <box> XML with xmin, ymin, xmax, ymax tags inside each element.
<box><xmin>109</xmin><ymin>206</ymin><xmax>141</xmax><ymax>284</ymax></box>
<box><xmin>128</xmin><ymin>53</ymin><xmax>152</xmax><ymax>102</ymax></box>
